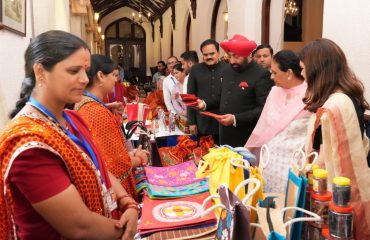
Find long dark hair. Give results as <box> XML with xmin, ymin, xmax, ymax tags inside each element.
<box><xmin>86</xmin><ymin>54</ymin><xmax>116</xmax><ymax>88</ymax></box>
<box><xmin>10</xmin><ymin>30</ymin><xmax>89</xmax><ymax>118</ymax></box>
<box><xmin>299</xmin><ymin>38</ymin><xmax>369</xmax><ymax>112</ymax></box>
<box><xmin>273</xmin><ymin>50</ymin><xmax>304</xmax><ymax>80</ymax></box>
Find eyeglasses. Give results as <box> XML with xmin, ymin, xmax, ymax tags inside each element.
<box><xmin>167</xmin><ymin>61</ymin><xmax>177</xmax><ymax>65</ymax></box>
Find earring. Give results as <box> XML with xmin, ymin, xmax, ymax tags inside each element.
<box><xmin>287</xmin><ymin>76</ymin><xmax>291</xmax><ymax>81</ymax></box>
<box><xmin>37</xmin><ymin>78</ymin><xmax>43</xmax><ymax>87</ymax></box>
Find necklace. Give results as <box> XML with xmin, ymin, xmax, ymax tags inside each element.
<box><xmin>84</xmin><ymin>91</ymin><xmax>111</xmax><ymax>112</ymax></box>
<box><xmin>27</xmin><ymin>97</ymin><xmax>101</xmax><ymax>175</ymax></box>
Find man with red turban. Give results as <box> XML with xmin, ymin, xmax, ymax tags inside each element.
<box><xmin>197</xmin><ymin>34</ymin><xmax>273</xmax><ymax>147</ymax></box>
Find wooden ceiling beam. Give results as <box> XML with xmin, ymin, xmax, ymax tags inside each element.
<box><xmin>91</xmin><ymin>0</ymin><xmax>173</xmax><ymax>23</ymax></box>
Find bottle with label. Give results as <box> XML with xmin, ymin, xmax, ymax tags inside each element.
<box><xmin>312</xmin><ymin>169</ymin><xmax>328</xmax><ymax>194</ymax></box>
<box><xmin>309</xmin><ymin>168</ymin><xmax>332</xmax><ymax>240</ymax></box>
<box><xmin>169</xmin><ymin>112</ymin><xmax>176</xmax><ymax>132</ymax></box>
<box><xmin>157</xmin><ymin>109</ymin><xmax>166</xmax><ymax>132</ymax></box>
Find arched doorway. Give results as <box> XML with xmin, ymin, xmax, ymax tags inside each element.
<box><xmin>211</xmin><ymin>0</ymin><xmax>228</xmax><ymax>41</ymax></box>
<box><xmin>186</xmin><ymin>14</ymin><xmax>191</xmax><ymax>51</ymax></box>
<box><xmin>104</xmin><ymin>18</ymin><xmax>146</xmax><ymax>81</ymax></box>
<box><xmin>261</xmin><ymin>0</ymin><xmax>271</xmax><ymax>44</ymax></box>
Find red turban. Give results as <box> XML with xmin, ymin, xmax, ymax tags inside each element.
<box><xmin>220</xmin><ymin>34</ymin><xmax>257</xmax><ymax>58</ymax></box>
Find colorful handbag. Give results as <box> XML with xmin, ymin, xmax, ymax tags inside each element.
<box><xmin>144</xmin><ymin>160</ymin><xmax>203</xmax><ymax>187</ymax></box>
<box><xmin>285</xmin><ymin>148</ymin><xmax>318</xmax><ymax>240</ymax></box>
<box><xmin>202</xmin><ymin>179</ymin><xmax>261</xmax><ymax>240</ymax></box>
<box><xmin>146</xmin><ymin>179</ymin><xmax>209</xmax><ymax>199</ymax></box>
<box><xmin>139</xmin><ymin>192</ymin><xmax>217</xmax><ymax>235</ymax></box>
<box><xmin>255</xmin><ymin>197</ymin><xmax>321</xmax><ymax>239</ymax></box>
<box><xmin>215</xmin><ymin>185</ymin><xmax>251</xmax><ymax>240</ymax></box>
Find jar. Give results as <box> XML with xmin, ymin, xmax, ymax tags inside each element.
<box><xmin>306</xmin><ymin>165</ymin><xmax>320</xmax><ymax>212</ymax></box>
<box><xmin>313</xmin><ymin>169</ymin><xmax>328</xmax><ymax>194</ymax></box>
<box><xmin>310</xmin><ymin>191</ymin><xmax>332</xmax><ymax>228</ymax></box>
<box><xmin>332</xmin><ymin>177</ymin><xmax>351</xmax><ymax>207</ymax></box>
<box><xmin>329</xmin><ymin>202</ymin><xmax>353</xmax><ymax>239</ymax></box>
<box><xmin>306</xmin><ymin>164</ymin><xmax>320</xmax><ymax>186</ymax></box>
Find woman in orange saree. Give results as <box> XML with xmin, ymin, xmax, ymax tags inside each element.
<box><xmin>104</xmin><ymin>67</ymin><xmax>126</xmax><ymax>124</ymax></box>
<box><xmin>0</xmin><ymin>31</ymin><xmax>138</xmax><ymax>240</ymax></box>
<box><xmin>75</xmin><ymin>54</ymin><xmax>148</xmax><ymax>201</ymax></box>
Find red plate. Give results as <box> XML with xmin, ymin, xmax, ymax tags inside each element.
<box><xmin>182</xmin><ymin>96</ymin><xmax>199</xmax><ymax>102</ymax></box>
<box><xmin>200</xmin><ymin>111</ymin><xmax>222</xmax><ymax>119</ymax></box>
<box><xmin>180</xmin><ymin>93</ymin><xmax>196</xmax><ymax>98</ymax></box>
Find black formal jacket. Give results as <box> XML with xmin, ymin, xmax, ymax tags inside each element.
<box><xmin>187</xmin><ymin>61</ymin><xmax>228</xmax><ymax>136</ymax></box>
<box><xmin>218</xmin><ymin>61</ymin><xmax>273</xmax><ymax>147</ymax></box>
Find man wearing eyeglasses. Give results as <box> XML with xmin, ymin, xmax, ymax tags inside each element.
<box><xmin>187</xmin><ymin>39</ymin><xmax>228</xmax><ymax>144</ymax></box>
<box><xmin>162</xmin><ymin>56</ymin><xmax>178</xmax><ymax>113</ymax></box>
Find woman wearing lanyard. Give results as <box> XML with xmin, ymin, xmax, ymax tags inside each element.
<box><xmin>75</xmin><ymin>54</ymin><xmax>148</xmax><ymax>201</ymax></box>
<box><xmin>104</xmin><ymin>66</ymin><xmax>126</xmax><ymax>124</ymax></box>
<box><xmin>171</xmin><ymin>63</ymin><xmax>187</xmax><ymax>117</ymax></box>
<box><xmin>0</xmin><ymin>31</ymin><xmax>139</xmax><ymax>239</ymax></box>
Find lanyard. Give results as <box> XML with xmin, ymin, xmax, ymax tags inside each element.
<box><xmin>28</xmin><ymin>97</ymin><xmax>101</xmax><ymax>173</ymax></box>
<box><xmin>112</xmin><ymin>87</ymin><xmax>116</xmax><ymax>101</ymax></box>
<box><xmin>84</xmin><ymin>91</ymin><xmax>111</xmax><ymax>112</ymax></box>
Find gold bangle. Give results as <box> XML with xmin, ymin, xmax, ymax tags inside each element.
<box><xmin>125</xmin><ymin>203</ymin><xmax>142</xmax><ymax>217</ymax></box>
<box><xmin>117</xmin><ymin>194</ymin><xmax>136</xmax><ymax>210</ymax></box>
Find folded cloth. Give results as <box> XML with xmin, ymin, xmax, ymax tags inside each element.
<box><xmin>146</xmin><ymin>179</ymin><xmax>209</xmax><ymax>199</ymax></box>
<box><xmin>145</xmin><ymin>160</ymin><xmax>204</xmax><ymax>187</ymax></box>
<box><xmin>136</xmin><ymin>181</ymin><xmax>149</xmax><ymax>193</ymax></box>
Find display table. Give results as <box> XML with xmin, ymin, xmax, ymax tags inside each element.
<box><xmin>125</xmin><ymin>123</ymin><xmax>196</xmax><ymax>167</ymax></box>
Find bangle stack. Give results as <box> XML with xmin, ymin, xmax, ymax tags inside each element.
<box><xmin>125</xmin><ymin>203</ymin><xmax>142</xmax><ymax>218</ymax></box>
<box><xmin>132</xmin><ymin>150</ymin><xmax>144</xmax><ymax>166</ymax></box>
<box><xmin>116</xmin><ymin>194</ymin><xmax>136</xmax><ymax>210</ymax></box>
<box><xmin>116</xmin><ymin>194</ymin><xmax>142</xmax><ymax>217</ymax></box>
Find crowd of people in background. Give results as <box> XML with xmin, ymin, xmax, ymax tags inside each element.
<box><xmin>0</xmin><ymin>29</ymin><xmax>369</xmax><ymax>239</ymax></box>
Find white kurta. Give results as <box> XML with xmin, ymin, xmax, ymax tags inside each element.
<box><xmin>262</xmin><ymin>116</ymin><xmax>309</xmax><ymax>193</ymax></box>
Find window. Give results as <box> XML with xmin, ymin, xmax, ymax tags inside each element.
<box><xmin>106</xmin><ymin>25</ymin><xmax>116</xmax><ymax>38</ymax></box>
<box><xmin>134</xmin><ymin>25</ymin><xmax>145</xmax><ymax>38</ymax></box>
<box><xmin>119</xmin><ymin>21</ymin><xmax>131</xmax><ymax>38</ymax></box>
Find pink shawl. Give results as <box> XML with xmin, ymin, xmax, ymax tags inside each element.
<box><xmin>245</xmin><ymin>81</ymin><xmax>310</xmax><ymax>147</ymax></box>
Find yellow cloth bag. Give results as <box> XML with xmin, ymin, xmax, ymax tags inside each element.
<box><xmin>196</xmin><ymin>147</ymin><xmax>245</xmax><ymax>200</ymax></box>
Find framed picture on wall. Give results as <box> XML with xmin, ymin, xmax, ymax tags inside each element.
<box><xmin>0</xmin><ymin>0</ymin><xmax>26</xmax><ymax>36</ymax></box>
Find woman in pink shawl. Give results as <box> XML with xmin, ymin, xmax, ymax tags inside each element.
<box><xmin>245</xmin><ymin>50</ymin><xmax>311</xmax><ymax>193</ymax></box>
